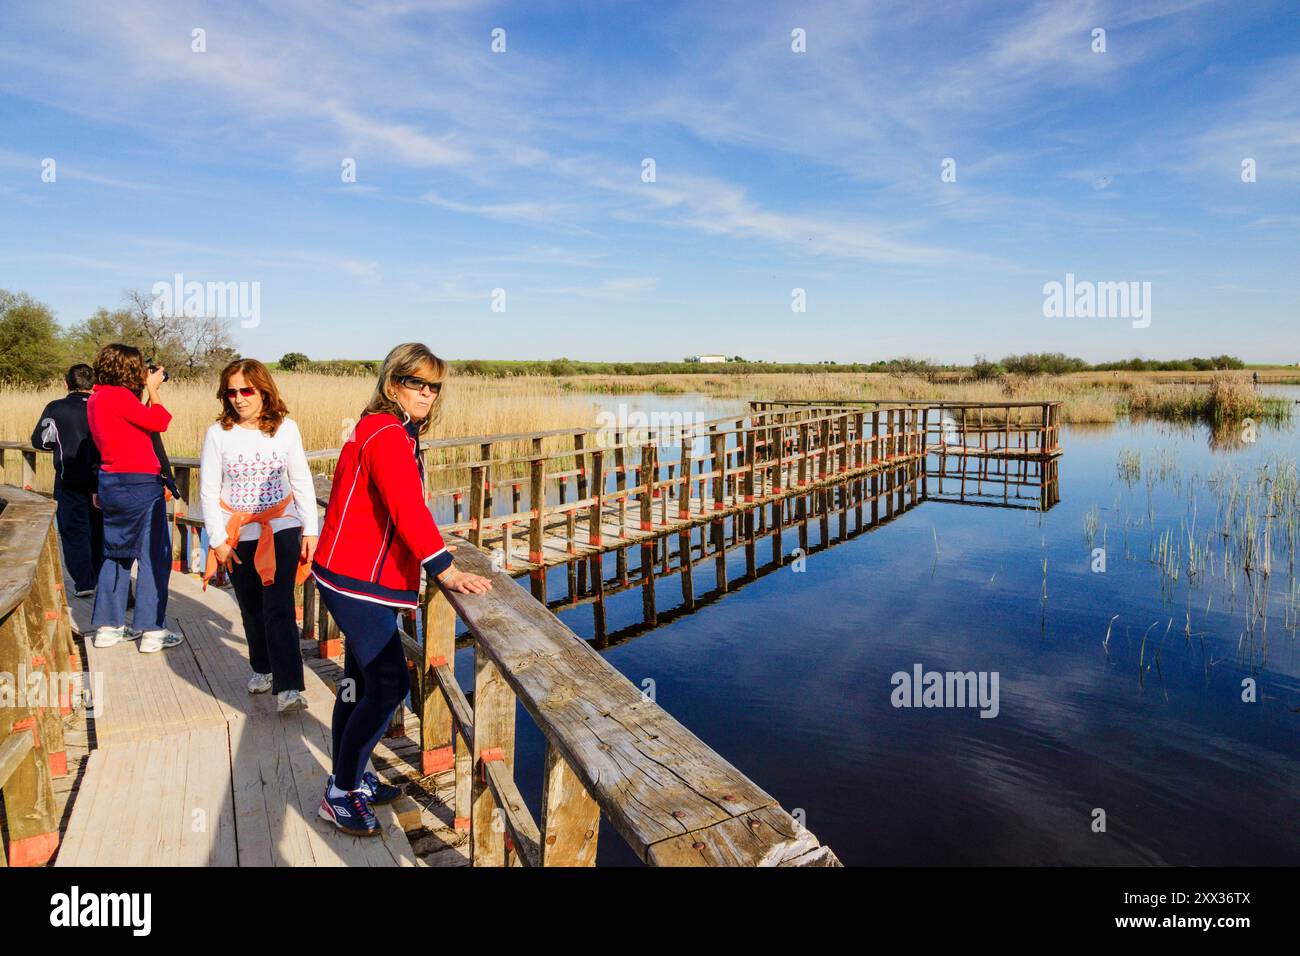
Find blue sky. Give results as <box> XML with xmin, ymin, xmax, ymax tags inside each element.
<box><xmin>1</xmin><ymin>0</ymin><xmax>1296</xmax><ymax>363</ymax></box>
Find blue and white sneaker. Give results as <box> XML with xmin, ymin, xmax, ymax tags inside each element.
<box><xmin>318</xmin><ymin>776</ymin><xmax>380</xmax><ymax>837</ymax></box>
<box><xmin>360</xmin><ymin>770</ymin><xmax>403</xmax><ymax>806</ymax></box>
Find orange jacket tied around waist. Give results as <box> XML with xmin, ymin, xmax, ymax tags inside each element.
<box><xmin>203</xmin><ymin>495</ymin><xmax>311</xmax><ymax>589</ymax></box>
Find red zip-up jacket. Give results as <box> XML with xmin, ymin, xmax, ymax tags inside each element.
<box><xmin>312</xmin><ymin>412</ymin><xmax>454</xmax><ymax>608</ymax></box>
<box><xmin>86</xmin><ymin>384</ymin><xmax>171</xmax><ymax>473</ymax></box>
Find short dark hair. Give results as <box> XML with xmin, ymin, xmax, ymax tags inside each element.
<box><xmin>65</xmin><ymin>364</ymin><xmax>94</xmax><ymax>391</ymax></box>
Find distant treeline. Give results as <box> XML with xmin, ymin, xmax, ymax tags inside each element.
<box><xmin>275</xmin><ymin>352</ymin><xmax>1254</xmax><ymax>380</ymax></box>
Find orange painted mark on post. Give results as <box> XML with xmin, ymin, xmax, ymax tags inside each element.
<box><xmin>422</xmin><ymin>747</ymin><xmax>454</xmax><ymax>775</ymax></box>
<box><xmin>8</xmin><ymin>831</ymin><xmax>58</xmax><ymax>867</ymax></box>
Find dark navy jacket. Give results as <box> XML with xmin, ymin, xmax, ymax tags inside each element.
<box><xmin>31</xmin><ymin>392</ymin><xmax>100</xmax><ymax>493</ymax></box>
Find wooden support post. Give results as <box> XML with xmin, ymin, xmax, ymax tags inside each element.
<box><xmin>710</xmin><ymin>428</ymin><xmax>725</xmax><ymax>510</ymax></box>
<box><xmin>529</xmin><ymin>449</ymin><xmax>546</xmax><ymax>601</ymax></box>
<box><xmin>588</xmin><ymin>449</ymin><xmax>605</xmax><ymax>547</ymax></box>
<box><xmin>678</xmin><ymin>438</ymin><xmax>692</xmax><ymax>520</ymax></box>
<box><xmin>471</xmin><ymin>650</ymin><xmax>515</xmax><ymax>866</ymax></box>
<box><xmin>613</xmin><ymin>432</ymin><xmax>627</xmax><ymax>540</ymax></box>
<box><xmin>480</xmin><ymin>441</ymin><xmax>494</xmax><ymax>515</ymax></box>
<box><xmin>469</xmin><ymin>465</ymin><xmax>486</xmax><ymax>548</ymax></box>
<box><xmin>540</xmin><ymin>742</ymin><xmax>600</xmax><ymax>866</ymax></box>
<box><xmin>420</xmin><ymin>584</ymin><xmax>457</xmax><ymax>775</ymax></box>
<box><xmin>921</xmin><ymin>408</ymin><xmax>930</xmax><ymax>499</ymax></box>
<box><xmin>318</xmin><ymin>592</ymin><xmax>341</xmax><ymax>658</ymax></box>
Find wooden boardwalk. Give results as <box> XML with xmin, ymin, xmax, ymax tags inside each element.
<box><xmin>54</xmin><ymin>574</ymin><xmax>416</xmax><ymax>867</ymax></box>
<box><xmin>3</xmin><ymin>399</ymin><xmax>1065</xmax><ymax>867</ymax></box>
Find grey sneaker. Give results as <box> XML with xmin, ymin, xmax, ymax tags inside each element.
<box><xmin>248</xmin><ymin>672</ymin><xmax>273</xmax><ymax>694</ymax></box>
<box><xmin>93</xmin><ymin>625</ymin><xmax>127</xmax><ymax>648</ymax></box>
<box><xmin>139</xmin><ymin>628</ymin><xmax>183</xmax><ymax>653</ymax></box>
<box><xmin>276</xmin><ymin>689</ymin><xmax>308</xmax><ymax>714</ymax></box>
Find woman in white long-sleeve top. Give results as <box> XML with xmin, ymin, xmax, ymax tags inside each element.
<box><xmin>200</xmin><ymin>358</ymin><xmax>318</xmax><ymax>714</ymax></box>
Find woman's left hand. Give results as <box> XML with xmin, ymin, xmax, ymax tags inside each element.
<box><xmin>439</xmin><ymin>567</ymin><xmax>493</xmax><ymax>594</ymax></box>
<box><xmin>301</xmin><ymin>535</ymin><xmax>318</xmax><ymax>564</ymax></box>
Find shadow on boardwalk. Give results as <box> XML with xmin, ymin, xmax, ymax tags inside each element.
<box><xmin>55</xmin><ymin>573</ymin><xmax>421</xmax><ymax>867</ymax></box>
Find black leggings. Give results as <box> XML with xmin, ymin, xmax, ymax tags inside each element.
<box><xmin>227</xmin><ymin>527</ymin><xmax>305</xmax><ymax>694</ymax></box>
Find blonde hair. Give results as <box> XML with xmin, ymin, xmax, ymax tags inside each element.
<box><xmin>363</xmin><ymin>342</ymin><xmax>447</xmax><ymax>436</ymax></box>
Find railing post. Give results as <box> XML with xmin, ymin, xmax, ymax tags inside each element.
<box><xmin>539</xmin><ymin>741</ymin><xmax>599</xmax><ymax>866</ymax></box>
<box><xmin>468</xmin><ymin>465</ymin><xmax>485</xmax><ymax>549</ymax></box>
<box><xmin>744</xmin><ymin>427</ymin><xmax>756</xmax><ymax>502</ymax></box>
<box><xmin>420</xmin><ymin>583</ymin><xmax>457</xmax><ymax>776</ymax></box>
<box><xmin>318</xmin><ymin>590</ymin><xmax>341</xmax><ymax>659</ymax></box>
<box><xmin>20</xmin><ymin>450</ymin><xmax>36</xmax><ymax>491</ymax></box>
<box><xmin>471</xmin><ymin>650</ymin><xmax>515</xmax><ymax>866</ymax></box>
<box><xmin>710</xmin><ymin>427</ymin><xmax>725</xmax><ymax>510</ymax></box>
<box><xmin>588</xmin><ymin>449</ymin><xmax>605</xmax><ymax>547</ymax></box>
<box><xmin>529</xmin><ymin>445</ymin><xmax>546</xmax><ymax>570</ymax></box>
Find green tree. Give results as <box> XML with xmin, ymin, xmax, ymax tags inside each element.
<box><xmin>0</xmin><ymin>289</ymin><xmax>64</xmax><ymax>385</ymax></box>
<box><xmin>279</xmin><ymin>351</ymin><xmax>309</xmax><ymax>371</ymax></box>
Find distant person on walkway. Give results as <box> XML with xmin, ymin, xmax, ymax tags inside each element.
<box><xmin>200</xmin><ymin>359</ymin><xmax>317</xmax><ymax>715</ymax></box>
<box><xmin>31</xmin><ymin>364</ymin><xmax>103</xmax><ymax>596</ymax></box>
<box><xmin>85</xmin><ymin>344</ymin><xmax>183</xmax><ymax>654</ymax></box>
<box><xmin>1253</xmin><ymin>371</ymin><xmax>1260</xmax><ymax>389</ymax></box>
<box><xmin>312</xmin><ymin>342</ymin><xmax>491</xmax><ymax>837</ymax></box>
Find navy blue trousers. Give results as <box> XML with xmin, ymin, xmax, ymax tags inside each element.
<box><xmin>54</xmin><ymin>483</ymin><xmax>103</xmax><ymax>592</ymax></box>
<box><xmin>318</xmin><ymin>586</ymin><xmax>408</xmax><ymax>791</ymax></box>
<box><xmin>90</xmin><ymin>479</ymin><xmax>170</xmax><ymax>631</ymax></box>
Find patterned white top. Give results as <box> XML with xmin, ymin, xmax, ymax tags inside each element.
<box><xmin>199</xmin><ymin>417</ymin><xmax>320</xmax><ymax>547</ymax></box>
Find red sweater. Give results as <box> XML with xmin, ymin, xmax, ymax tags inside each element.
<box><xmin>312</xmin><ymin>412</ymin><xmax>453</xmax><ymax>607</ymax></box>
<box><xmin>87</xmin><ymin>385</ymin><xmax>172</xmax><ymax>474</ymax></box>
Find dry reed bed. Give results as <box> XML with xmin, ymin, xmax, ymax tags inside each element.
<box><xmin>1</xmin><ymin>371</ymin><xmax>1289</xmax><ymax>480</ymax></box>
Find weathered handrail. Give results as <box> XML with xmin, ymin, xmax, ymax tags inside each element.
<box><xmin>305</xmin><ymin>477</ymin><xmax>838</xmax><ymax>866</ymax></box>
<box><xmin>0</xmin><ymin>486</ymin><xmax>77</xmax><ymax>866</ymax></box>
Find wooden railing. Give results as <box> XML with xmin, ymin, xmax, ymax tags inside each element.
<box><xmin>305</xmin><ymin>475</ymin><xmax>840</xmax><ymax>864</ymax></box>
<box><xmin>0</xmin><ymin>486</ymin><xmax>77</xmax><ymax>866</ymax></box>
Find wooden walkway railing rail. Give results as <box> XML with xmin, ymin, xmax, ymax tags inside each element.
<box><xmin>0</xmin><ymin>486</ymin><xmax>78</xmax><ymax>866</ymax></box>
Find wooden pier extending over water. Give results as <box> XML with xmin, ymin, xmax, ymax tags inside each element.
<box><xmin>0</xmin><ymin>397</ymin><xmax>1060</xmax><ymax>867</ymax></box>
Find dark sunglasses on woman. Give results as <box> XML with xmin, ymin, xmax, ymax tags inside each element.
<box><xmin>224</xmin><ymin>386</ymin><xmax>258</xmax><ymax>398</ymax></box>
<box><xmin>397</xmin><ymin>375</ymin><xmax>442</xmax><ymax>395</ymax></box>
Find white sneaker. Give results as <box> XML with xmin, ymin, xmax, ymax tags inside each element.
<box><xmin>93</xmin><ymin>625</ymin><xmax>126</xmax><ymax>648</ymax></box>
<box><xmin>247</xmin><ymin>672</ymin><xmax>273</xmax><ymax>694</ymax></box>
<box><xmin>276</xmin><ymin>689</ymin><xmax>307</xmax><ymax>714</ymax></box>
<box><xmin>74</xmin><ymin>588</ymin><xmax>95</xmax><ymax>598</ymax></box>
<box><xmin>139</xmin><ymin>628</ymin><xmax>184</xmax><ymax>653</ymax></box>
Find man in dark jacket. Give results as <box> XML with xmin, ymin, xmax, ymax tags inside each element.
<box><xmin>31</xmin><ymin>364</ymin><xmax>103</xmax><ymax>595</ymax></box>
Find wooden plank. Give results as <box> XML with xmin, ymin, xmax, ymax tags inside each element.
<box><xmin>646</xmin><ymin>804</ymin><xmax>838</xmax><ymax>867</ymax></box>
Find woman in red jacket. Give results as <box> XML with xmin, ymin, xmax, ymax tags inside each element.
<box><xmin>312</xmin><ymin>342</ymin><xmax>491</xmax><ymax>836</ymax></box>
<box><xmin>86</xmin><ymin>344</ymin><xmax>183</xmax><ymax>654</ymax></box>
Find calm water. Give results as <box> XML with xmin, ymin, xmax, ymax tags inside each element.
<box><xmin>452</xmin><ymin>391</ymin><xmax>1300</xmax><ymax>865</ymax></box>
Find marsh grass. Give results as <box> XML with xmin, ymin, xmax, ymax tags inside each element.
<box><xmin>1109</xmin><ymin>448</ymin><xmax>1300</xmax><ymax>665</ymax></box>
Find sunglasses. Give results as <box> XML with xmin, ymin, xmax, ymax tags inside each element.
<box><xmin>224</xmin><ymin>386</ymin><xmax>258</xmax><ymax>398</ymax></box>
<box><xmin>397</xmin><ymin>375</ymin><xmax>442</xmax><ymax>395</ymax></box>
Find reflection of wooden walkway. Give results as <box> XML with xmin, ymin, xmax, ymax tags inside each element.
<box><xmin>55</xmin><ymin>574</ymin><xmax>415</xmax><ymax>867</ymax></box>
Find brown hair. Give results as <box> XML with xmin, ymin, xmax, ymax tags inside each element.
<box><xmin>216</xmin><ymin>359</ymin><xmax>289</xmax><ymax>436</ymax></box>
<box><xmin>93</xmin><ymin>343</ymin><xmax>147</xmax><ymax>391</ymax></box>
<box><xmin>363</xmin><ymin>343</ymin><xmax>447</xmax><ymax>436</ymax></box>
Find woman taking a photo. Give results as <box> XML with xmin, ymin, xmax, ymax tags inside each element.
<box><xmin>312</xmin><ymin>343</ymin><xmax>491</xmax><ymax>837</ymax></box>
<box><xmin>200</xmin><ymin>359</ymin><xmax>318</xmax><ymax>714</ymax></box>
<box><xmin>86</xmin><ymin>344</ymin><xmax>182</xmax><ymax>653</ymax></box>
